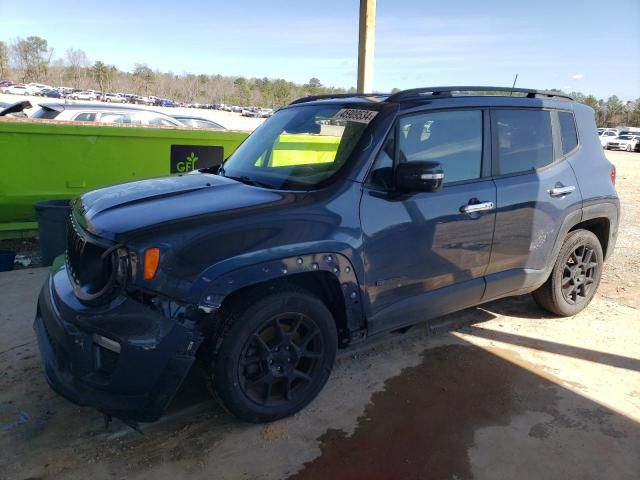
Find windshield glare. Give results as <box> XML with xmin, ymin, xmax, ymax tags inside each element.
<box><xmin>221</xmin><ymin>105</ymin><xmax>374</xmax><ymax>190</ymax></box>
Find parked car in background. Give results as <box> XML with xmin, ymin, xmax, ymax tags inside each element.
<box><xmin>30</xmin><ymin>102</ymin><xmax>183</xmax><ymax>126</ymax></box>
<box><xmin>101</xmin><ymin>93</ymin><xmax>126</xmax><ymax>103</ymax></box>
<box><xmin>170</xmin><ymin>115</ymin><xmax>225</xmax><ymax>129</ymax></box>
<box><xmin>131</xmin><ymin>95</ymin><xmax>154</xmax><ymax>105</ymax></box>
<box><xmin>28</xmin><ymin>83</ymin><xmax>52</xmax><ymax>95</ymax></box>
<box><xmin>606</xmin><ymin>132</ymin><xmax>640</xmax><ymax>152</ymax></box>
<box><xmin>599</xmin><ymin>129</ymin><xmax>619</xmax><ymax>148</ymax></box>
<box><xmin>155</xmin><ymin>98</ymin><xmax>176</xmax><ymax>107</ymax></box>
<box><xmin>257</xmin><ymin>108</ymin><xmax>274</xmax><ymax>118</ymax></box>
<box><xmin>242</xmin><ymin>107</ymin><xmax>260</xmax><ymax>117</ymax></box>
<box><xmin>1</xmin><ymin>84</ymin><xmax>33</xmax><ymax>95</ymax></box>
<box><xmin>69</xmin><ymin>91</ymin><xmax>98</xmax><ymax>101</ymax></box>
<box><xmin>41</xmin><ymin>88</ymin><xmax>63</xmax><ymax>99</ymax></box>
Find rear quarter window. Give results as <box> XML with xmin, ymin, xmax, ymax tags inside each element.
<box><xmin>558</xmin><ymin>111</ymin><xmax>578</xmax><ymax>154</ymax></box>
<box><xmin>495</xmin><ymin>109</ymin><xmax>553</xmax><ymax>175</ymax></box>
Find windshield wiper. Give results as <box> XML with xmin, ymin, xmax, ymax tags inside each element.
<box><xmin>223</xmin><ymin>174</ymin><xmax>273</xmax><ymax>189</ymax></box>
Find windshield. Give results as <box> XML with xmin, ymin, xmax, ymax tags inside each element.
<box><xmin>220</xmin><ymin>104</ymin><xmax>376</xmax><ymax>190</ymax></box>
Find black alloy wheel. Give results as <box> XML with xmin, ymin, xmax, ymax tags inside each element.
<box><xmin>533</xmin><ymin>229</ymin><xmax>603</xmax><ymax>316</ymax></box>
<box><xmin>238</xmin><ymin>312</ymin><xmax>324</xmax><ymax>406</ymax></box>
<box><xmin>561</xmin><ymin>244</ymin><xmax>598</xmax><ymax>305</ymax></box>
<box><xmin>207</xmin><ymin>289</ymin><xmax>337</xmax><ymax>423</ymax></box>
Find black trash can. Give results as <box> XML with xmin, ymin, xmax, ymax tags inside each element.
<box><xmin>34</xmin><ymin>200</ymin><xmax>72</xmax><ymax>266</ymax></box>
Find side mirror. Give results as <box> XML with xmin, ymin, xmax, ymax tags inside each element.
<box><xmin>395</xmin><ymin>161</ymin><xmax>444</xmax><ymax>193</ymax></box>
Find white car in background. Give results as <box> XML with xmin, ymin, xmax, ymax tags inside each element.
<box><xmin>606</xmin><ymin>132</ymin><xmax>640</xmax><ymax>152</ymax></box>
<box><xmin>1</xmin><ymin>84</ymin><xmax>34</xmax><ymax>95</ymax></box>
<box><xmin>28</xmin><ymin>83</ymin><xmax>52</xmax><ymax>95</ymax></box>
<box><xmin>30</xmin><ymin>102</ymin><xmax>183</xmax><ymax>127</ymax></box>
<box><xmin>599</xmin><ymin>129</ymin><xmax>619</xmax><ymax>148</ymax></box>
<box><xmin>69</xmin><ymin>91</ymin><xmax>98</xmax><ymax>101</ymax></box>
<box><xmin>100</xmin><ymin>93</ymin><xmax>126</xmax><ymax>103</ymax></box>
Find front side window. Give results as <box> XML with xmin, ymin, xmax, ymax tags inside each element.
<box><xmin>558</xmin><ymin>111</ymin><xmax>578</xmax><ymax>154</ymax></box>
<box><xmin>495</xmin><ymin>109</ymin><xmax>553</xmax><ymax>175</ymax></box>
<box><xmin>221</xmin><ymin>104</ymin><xmax>375</xmax><ymax>190</ymax></box>
<box><xmin>398</xmin><ymin>110</ymin><xmax>483</xmax><ymax>183</ymax></box>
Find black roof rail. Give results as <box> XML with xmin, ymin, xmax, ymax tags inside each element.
<box><xmin>289</xmin><ymin>93</ymin><xmax>390</xmax><ymax>105</ymax></box>
<box><xmin>387</xmin><ymin>86</ymin><xmax>574</xmax><ymax>102</ymax></box>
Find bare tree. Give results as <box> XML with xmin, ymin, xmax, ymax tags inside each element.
<box><xmin>133</xmin><ymin>64</ymin><xmax>155</xmax><ymax>94</ymax></box>
<box><xmin>10</xmin><ymin>36</ymin><xmax>53</xmax><ymax>82</ymax></box>
<box><xmin>65</xmin><ymin>48</ymin><xmax>90</xmax><ymax>88</ymax></box>
<box><xmin>0</xmin><ymin>41</ymin><xmax>8</xmax><ymax>77</ymax></box>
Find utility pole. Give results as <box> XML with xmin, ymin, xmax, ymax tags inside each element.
<box><xmin>357</xmin><ymin>0</ymin><xmax>376</xmax><ymax>93</ymax></box>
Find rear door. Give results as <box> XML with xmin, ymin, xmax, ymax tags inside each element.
<box><xmin>483</xmin><ymin>108</ymin><xmax>582</xmax><ymax>300</ymax></box>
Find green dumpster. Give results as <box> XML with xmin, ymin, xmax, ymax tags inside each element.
<box><xmin>0</xmin><ymin>118</ymin><xmax>249</xmax><ymax>237</ymax></box>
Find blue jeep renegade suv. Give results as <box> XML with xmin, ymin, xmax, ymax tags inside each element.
<box><xmin>34</xmin><ymin>86</ymin><xmax>620</xmax><ymax>423</ymax></box>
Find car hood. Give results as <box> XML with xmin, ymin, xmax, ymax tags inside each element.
<box><xmin>75</xmin><ymin>173</ymin><xmax>286</xmax><ymax>240</ymax></box>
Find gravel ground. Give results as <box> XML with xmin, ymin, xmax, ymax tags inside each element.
<box><xmin>0</xmin><ymin>150</ymin><xmax>638</xmax><ymax>480</ymax></box>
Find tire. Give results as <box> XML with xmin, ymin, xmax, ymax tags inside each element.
<box><xmin>206</xmin><ymin>289</ymin><xmax>338</xmax><ymax>423</ymax></box>
<box><xmin>533</xmin><ymin>229</ymin><xmax>603</xmax><ymax>316</ymax></box>
<box><xmin>626</xmin><ymin>144</ymin><xmax>632</xmax><ymax>152</ymax></box>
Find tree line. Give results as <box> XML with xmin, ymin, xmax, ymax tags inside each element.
<box><xmin>0</xmin><ymin>36</ymin><xmax>639</xmax><ymax>124</ymax></box>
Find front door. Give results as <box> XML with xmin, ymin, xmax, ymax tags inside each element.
<box><xmin>360</xmin><ymin>109</ymin><xmax>496</xmax><ymax>334</ymax></box>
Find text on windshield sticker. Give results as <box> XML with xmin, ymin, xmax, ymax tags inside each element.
<box><xmin>333</xmin><ymin>108</ymin><xmax>378</xmax><ymax>124</ymax></box>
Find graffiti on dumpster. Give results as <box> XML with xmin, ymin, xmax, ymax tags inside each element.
<box><xmin>170</xmin><ymin>145</ymin><xmax>224</xmax><ymax>173</ymax></box>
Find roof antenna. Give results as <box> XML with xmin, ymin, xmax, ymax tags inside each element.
<box><xmin>511</xmin><ymin>74</ymin><xmax>519</xmax><ymax>95</ymax></box>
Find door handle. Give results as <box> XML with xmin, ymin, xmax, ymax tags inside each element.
<box><xmin>460</xmin><ymin>201</ymin><xmax>495</xmax><ymax>214</ymax></box>
<box><xmin>549</xmin><ymin>185</ymin><xmax>576</xmax><ymax>197</ymax></box>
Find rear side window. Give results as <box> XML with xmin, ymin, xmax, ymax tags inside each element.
<box><xmin>495</xmin><ymin>110</ymin><xmax>553</xmax><ymax>175</ymax></box>
<box><xmin>74</xmin><ymin>112</ymin><xmax>97</xmax><ymax>122</ymax></box>
<box><xmin>558</xmin><ymin>111</ymin><xmax>578</xmax><ymax>154</ymax></box>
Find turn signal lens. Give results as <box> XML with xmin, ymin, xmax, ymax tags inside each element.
<box><xmin>143</xmin><ymin>248</ymin><xmax>160</xmax><ymax>280</ymax></box>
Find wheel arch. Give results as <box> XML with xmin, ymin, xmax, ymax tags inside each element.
<box><xmin>569</xmin><ymin>217</ymin><xmax>610</xmax><ymax>258</ymax></box>
<box><xmin>197</xmin><ymin>253</ymin><xmax>366</xmax><ymax>346</ymax></box>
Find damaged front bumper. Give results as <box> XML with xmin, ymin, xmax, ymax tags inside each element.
<box><xmin>33</xmin><ymin>259</ymin><xmax>204</xmax><ymax>422</ymax></box>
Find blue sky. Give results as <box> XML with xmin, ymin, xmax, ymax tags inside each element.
<box><xmin>2</xmin><ymin>0</ymin><xmax>639</xmax><ymax>99</ymax></box>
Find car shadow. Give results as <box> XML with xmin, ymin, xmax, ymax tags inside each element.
<box><xmin>289</xmin><ymin>336</ymin><xmax>640</xmax><ymax>480</ymax></box>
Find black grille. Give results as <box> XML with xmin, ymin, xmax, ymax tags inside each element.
<box><xmin>66</xmin><ymin>216</ymin><xmax>118</xmax><ymax>305</ymax></box>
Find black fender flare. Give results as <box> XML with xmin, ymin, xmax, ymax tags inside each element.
<box><xmin>197</xmin><ymin>252</ymin><xmax>366</xmax><ymax>340</ymax></box>
<box><xmin>540</xmin><ymin>200</ymin><xmax>619</xmax><ymax>284</ymax></box>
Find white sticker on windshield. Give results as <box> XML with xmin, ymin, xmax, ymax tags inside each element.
<box><xmin>333</xmin><ymin>108</ymin><xmax>378</xmax><ymax>124</ymax></box>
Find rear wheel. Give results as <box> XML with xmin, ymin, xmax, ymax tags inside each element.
<box><xmin>533</xmin><ymin>229</ymin><xmax>603</xmax><ymax>316</ymax></box>
<box><xmin>206</xmin><ymin>289</ymin><xmax>337</xmax><ymax>423</ymax></box>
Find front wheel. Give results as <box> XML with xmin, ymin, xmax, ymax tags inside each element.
<box><xmin>206</xmin><ymin>289</ymin><xmax>338</xmax><ymax>423</ymax></box>
<box><xmin>533</xmin><ymin>229</ymin><xmax>603</xmax><ymax>316</ymax></box>
<box><xmin>626</xmin><ymin>144</ymin><xmax>632</xmax><ymax>152</ymax></box>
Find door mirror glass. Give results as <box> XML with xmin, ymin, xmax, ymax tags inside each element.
<box><xmin>395</xmin><ymin>161</ymin><xmax>444</xmax><ymax>192</ymax></box>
